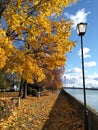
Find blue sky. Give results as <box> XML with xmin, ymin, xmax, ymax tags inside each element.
<box><xmin>0</xmin><ymin>0</ymin><xmax>97</xmax><ymax>88</ymax></box>
<box><xmin>62</xmin><ymin>0</ymin><xmax>98</xmax><ymax>88</ymax></box>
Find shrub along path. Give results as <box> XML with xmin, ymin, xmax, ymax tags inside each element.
<box><xmin>0</xmin><ymin>90</ymin><xmax>84</xmax><ymax>130</ymax></box>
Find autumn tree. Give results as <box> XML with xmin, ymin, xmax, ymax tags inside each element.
<box><xmin>44</xmin><ymin>67</ymin><xmax>65</xmax><ymax>90</ymax></box>
<box><xmin>0</xmin><ymin>0</ymin><xmax>77</xmax><ymax>98</ymax></box>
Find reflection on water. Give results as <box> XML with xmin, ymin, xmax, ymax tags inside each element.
<box><xmin>64</xmin><ymin>88</ymin><xmax>98</xmax><ymax>112</ymax></box>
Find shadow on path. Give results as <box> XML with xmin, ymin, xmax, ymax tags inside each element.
<box><xmin>42</xmin><ymin>90</ymin><xmax>84</xmax><ymax>130</ymax></box>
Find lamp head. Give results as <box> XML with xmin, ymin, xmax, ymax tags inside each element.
<box><xmin>76</xmin><ymin>23</ymin><xmax>87</xmax><ymax>36</ymax></box>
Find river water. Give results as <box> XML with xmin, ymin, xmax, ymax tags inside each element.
<box><xmin>63</xmin><ymin>88</ymin><xmax>98</xmax><ymax>112</ymax></box>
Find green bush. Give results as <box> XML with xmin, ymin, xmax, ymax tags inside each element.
<box><xmin>0</xmin><ymin>98</ymin><xmax>14</xmax><ymax>121</ymax></box>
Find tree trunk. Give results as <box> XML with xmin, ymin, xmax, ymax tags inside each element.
<box><xmin>22</xmin><ymin>80</ymin><xmax>27</xmax><ymax>99</ymax></box>
<box><xmin>19</xmin><ymin>78</ymin><xmax>24</xmax><ymax>97</ymax></box>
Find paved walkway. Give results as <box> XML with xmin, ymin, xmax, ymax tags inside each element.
<box><xmin>0</xmin><ymin>91</ymin><xmax>84</xmax><ymax>130</ymax></box>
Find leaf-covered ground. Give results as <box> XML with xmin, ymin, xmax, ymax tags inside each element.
<box><xmin>0</xmin><ymin>91</ymin><xmax>84</xmax><ymax>130</ymax></box>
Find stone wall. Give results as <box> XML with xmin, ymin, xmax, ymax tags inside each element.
<box><xmin>62</xmin><ymin>89</ymin><xmax>98</xmax><ymax>130</ymax></box>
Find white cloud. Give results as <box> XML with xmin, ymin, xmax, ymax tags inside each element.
<box><xmin>84</xmin><ymin>61</ymin><xmax>96</xmax><ymax>67</ymax></box>
<box><xmin>63</xmin><ymin>72</ymin><xmax>98</xmax><ymax>88</ymax></box>
<box><xmin>77</xmin><ymin>47</ymin><xmax>96</xmax><ymax>67</ymax></box>
<box><xmin>64</xmin><ymin>8</ymin><xmax>91</xmax><ymax>29</ymax></box>
<box><xmin>66</xmin><ymin>67</ymin><xmax>82</xmax><ymax>74</ymax></box>
<box><xmin>78</xmin><ymin>47</ymin><xmax>91</xmax><ymax>58</ymax></box>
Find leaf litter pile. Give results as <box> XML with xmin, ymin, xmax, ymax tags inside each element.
<box><xmin>0</xmin><ymin>91</ymin><xmax>84</xmax><ymax>130</ymax></box>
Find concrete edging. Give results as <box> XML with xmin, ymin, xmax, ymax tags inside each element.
<box><xmin>62</xmin><ymin>89</ymin><xmax>98</xmax><ymax>130</ymax></box>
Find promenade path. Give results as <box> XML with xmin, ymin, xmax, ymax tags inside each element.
<box><xmin>0</xmin><ymin>90</ymin><xmax>84</xmax><ymax>130</ymax></box>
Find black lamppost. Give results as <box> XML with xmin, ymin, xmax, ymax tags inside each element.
<box><xmin>76</xmin><ymin>23</ymin><xmax>88</xmax><ymax>130</ymax></box>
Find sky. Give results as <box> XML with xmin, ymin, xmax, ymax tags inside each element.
<box><xmin>62</xmin><ymin>0</ymin><xmax>98</xmax><ymax>88</ymax></box>
<box><xmin>0</xmin><ymin>0</ymin><xmax>97</xmax><ymax>88</ymax></box>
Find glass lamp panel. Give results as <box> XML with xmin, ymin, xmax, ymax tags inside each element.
<box><xmin>76</xmin><ymin>23</ymin><xmax>87</xmax><ymax>36</ymax></box>
<box><xmin>79</xmin><ymin>24</ymin><xmax>87</xmax><ymax>33</ymax></box>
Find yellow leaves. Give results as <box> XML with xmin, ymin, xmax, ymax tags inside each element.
<box><xmin>0</xmin><ymin>29</ymin><xmax>13</xmax><ymax>49</ymax></box>
<box><xmin>65</xmin><ymin>40</ymin><xmax>76</xmax><ymax>52</ymax></box>
<box><xmin>0</xmin><ymin>29</ymin><xmax>13</xmax><ymax>69</ymax></box>
<box><xmin>0</xmin><ymin>0</ymin><xmax>77</xmax><ymax>84</ymax></box>
<box><xmin>20</xmin><ymin>55</ymin><xmax>46</xmax><ymax>83</ymax></box>
<box><xmin>44</xmin><ymin>54</ymin><xmax>66</xmax><ymax>70</ymax></box>
<box><xmin>9</xmin><ymin>14</ymin><xmax>24</xmax><ymax>31</ymax></box>
<box><xmin>17</xmin><ymin>0</ymin><xmax>22</xmax><ymax>5</ymax></box>
<box><xmin>0</xmin><ymin>47</ymin><xmax>6</xmax><ymax>69</ymax></box>
<box><xmin>37</xmin><ymin>13</ymin><xmax>51</xmax><ymax>32</ymax></box>
<box><xmin>0</xmin><ymin>93</ymin><xmax>84</xmax><ymax>129</ymax></box>
<box><xmin>0</xmin><ymin>29</ymin><xmax>6</xmax><ymax>37</ymax></box>
<box><xmin>55</xmin><ymin>55</ymin><xmax>66</xmax><ymax>66</ymax></box>
<box><xmin>33</xmin><ymin>0</ymin><xmax>40</xmax><ymax>6</ymax></box>
<box><xmin>15</xmin><ymin>66</ymin><xmax>23</xmax><ymax>74</ymax></box>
